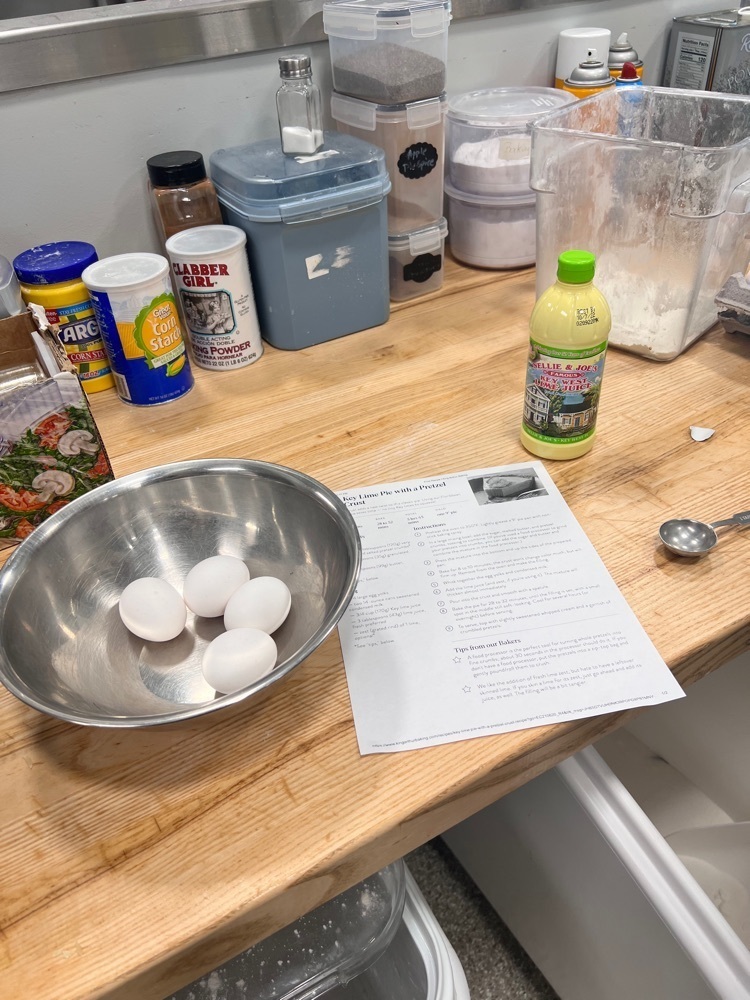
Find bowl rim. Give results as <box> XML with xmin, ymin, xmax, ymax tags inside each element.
<box><xmin>0</xmin><ymin>458</ymin><xmax>362</xmax><ymax>728</ymax></box>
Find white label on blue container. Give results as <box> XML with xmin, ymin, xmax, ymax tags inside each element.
<box><xmin>305</xmin><ymin>245</ymin><xmax>354</xmax><ymax>280</ymax></box>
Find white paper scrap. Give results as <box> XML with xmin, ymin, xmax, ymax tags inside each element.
<box><xmin>337</xmin><ymin>462</ymin><xmax>684</xmax><ymax>755</ymax></box>
<box><xmin>690</xmin><ymin>425</ymin><xmax>715</xmax><ymax>442</ymax></box>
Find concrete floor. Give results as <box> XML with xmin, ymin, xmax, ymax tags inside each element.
<box><xmin>406</xmin><ymin>838</ymin><xmax>559</xmax><ymax>1000</ymax></box>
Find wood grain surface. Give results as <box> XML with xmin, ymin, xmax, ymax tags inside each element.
<box><xmin>1</xmin><ymin>259</ymin><xmax>749</xmax><ymax>1000</ymax></box>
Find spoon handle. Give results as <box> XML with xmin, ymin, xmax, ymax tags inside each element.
<box><xmin>710</xmin><ymin>511</ymin><xmax>750</xmax><ymax>529</ymax></box>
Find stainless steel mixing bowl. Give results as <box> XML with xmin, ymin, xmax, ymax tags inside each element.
<box><xmin>0</xmin><ymin>459</ymin><xmax>361</xmax><ymax>727</ymax></box>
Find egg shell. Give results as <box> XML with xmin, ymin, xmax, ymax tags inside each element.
<box><xmin>223</xmin><ymin>576</ymin><xmax>292</xmax><ymax>634</ymax></box>
<box><xmin>183</xmin><ymin>555</ymin><xmax>250</xmax><ymax>618</ymax></box>
<box><xmin>119</xmin><ymin>577</ymin><xmax>187</xmax><ymax>642</ymax></box>
<box><xmin>201</xmin><ymin>628</ymin><xmax>278</xmax><ymax>694</ymax></box>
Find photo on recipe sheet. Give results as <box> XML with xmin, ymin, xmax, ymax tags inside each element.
<box><xmin>337</xmin><ymin>463</ymin><xmax>683</xmax><ymax>755</ymax></box>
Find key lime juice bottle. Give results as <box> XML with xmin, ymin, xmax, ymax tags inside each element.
<box><xmin>520</xmin><ymin>250</ymin><xmax>611</xmax><ymax>460</ymax></box>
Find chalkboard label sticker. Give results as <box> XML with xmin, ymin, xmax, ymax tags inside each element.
<box><xmin>397</xmin><ymin>142</ymin><xmax>439</xmax><ymax>179</ymax></box>
<box><xmin>404</xmin><ymin>253</ymin><xmax>442</xmax><ymax>284</ymax></box>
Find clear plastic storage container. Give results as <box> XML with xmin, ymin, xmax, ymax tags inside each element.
<box><xmin>446</xmin><ymin>88</ymin><xmax>574</xmax><ymax>197</ymax></box>
<box><xmin>210</xmin><ymin>132</ymin><xmax>391</xmax><ymax>350</ymax></box>
<box><xmin>444</xmin><ymin>651</ymin><xmax>750</xmax><ymax>1000</ymax></box>
<box><xmin>323</xmin><ymin>0</ymin><xmax>451</xmax><ymax>105</ymax></box>
<box><xmin>331</xmin><ymin>92</ymin><xmax>445</xmax><ymax>232</ymax></box>
<box><xmin>388</xmin><ymin>217</ymin><xmax>447</xmax><ymax>299</ymax></box>
<box><xmin>445</xmin><ymin>182</ymin><xmax>536</xmax><ymax>269</ymax></box>
<box><xmin>168</xmin><ymin>861</ymin><xmax>471</xmax><ymax>1000</ymax></box>
<box><xmin>530</xmin><ymin>86</ymin><xmax>750</xmax><ymax>360</ymax></box>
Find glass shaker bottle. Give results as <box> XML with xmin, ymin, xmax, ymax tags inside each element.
<box><xmin>146</xmin><ymin>150</ymin><xmax>223</xmax><ymax>247</ymax></box>
<box><xmin>276</xmin><ymin>54</ymin><xmax>324</xmax><ymax>156</ymax></box>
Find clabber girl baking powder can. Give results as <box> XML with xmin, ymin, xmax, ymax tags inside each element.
<box><xmin>82</xmin><ymin>253</ymin><xmax>194</xmax><ymax>406</ymax></box>
<box><xmin>165</xmin><ymin>225</ymin><xmax>263</xmax><ymax>372</ymax></box>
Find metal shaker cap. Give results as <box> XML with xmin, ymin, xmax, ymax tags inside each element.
<box><xmin>565</xmin><ymin>49</ymin><xmax>615</xmax><ymax>88</ymax></box>
<box><xmin>278</xmin><ymin>54</ymin><xmax>313</xmax><ymax>79</ymax></box>
<box><xmin>608</xmin><ymin>32</ymin><xmax>642</xmax><ymax>71</ymax></box>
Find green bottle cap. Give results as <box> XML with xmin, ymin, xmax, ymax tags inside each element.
<box><xmin>557</xmin><ymin>250</ymin><xmax>596</xmax><ymax>284</ymax></box>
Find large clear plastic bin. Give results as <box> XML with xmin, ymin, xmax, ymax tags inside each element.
<box><xmin>167</xmin><ymin>860</ymin><xmax>470</xmax><ymax>1000</ymax></box>
<box><xmin>530</xmin><ymin>87</ymin><xmax>750</xmax><ymax>360</ymax></box>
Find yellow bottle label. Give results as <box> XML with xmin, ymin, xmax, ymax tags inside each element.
<box><xmin>522</xmin><ymin>337</ymin><xmax>607</xmax><ymax>446</ymax></box>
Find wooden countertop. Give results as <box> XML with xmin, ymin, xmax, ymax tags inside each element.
<box><xmin>2</xmin><ymin>260</ymin><xmax>750</xmax><ymax>1000</ymax></box>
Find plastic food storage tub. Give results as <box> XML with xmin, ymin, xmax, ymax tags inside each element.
<box><xmin>445</xmin><ymin>182</ymin><xmax>535</xmax><ymax>269</ymax></box>
<box><xmin>210</xmin><ymin>132</ymin><xmax>391</xmax><ymax>350</ymax></box>
<box><xmin>168</xmin><ymin>860</ymin><xmax>470</xmax><ymax>1000</ymax></box>
<box><xmin>388</xmin><ymin>217</ymin><xmax>447</xmax><ymax>299</ymax></box>
<box><xmin>446</xmin><ymin>88</ymin><xmax>574</xmax><ymax>197</ymax></box>
<box><xmin>529</xmin><ymin>86</ymin><xmax>750</xmax><ymax>360</ymax></box>
<box><xmin>331</xmin><ymin>93</ymin><xmax>445</xmax><ymax>233</ymax></box>
<box><xmin>444</xmin><ymin>650</ymin><xmax>750</xmax><ymax>1000</ymax></box>
<box><xmin>323</xmin><ymin>0</ymin><xmax>452</xmax><ymax>105</ymax></box>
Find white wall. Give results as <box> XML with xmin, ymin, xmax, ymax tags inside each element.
<box><xmin>0</xmin><ymin>0</ymin><xmax>707</xmax><ymax>258</ymax></box>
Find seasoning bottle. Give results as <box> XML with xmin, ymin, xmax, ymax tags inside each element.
<box><xmin>562</xmin><ymin>50</ymin><xmax>616</xmax><ymax>99</ymax></box>
<box><xmin>608</xmin><ymin>32</ymin><xmax>644</xmax><ymax>80</ymax></box>
<box><xmin>276</xmin><ymin>54</ymin><xmax>324</xmax><ymax>156</ymax></box>
<box><xmin>13</xmin><ymin>241</ymin><xmax>115</xmax><ymax>394</ymax></box>
<box><xmin>146</xmin><ymin>151</ymin><xmax>223</xmax><ymax>247</ymax></box>
<box><xmin>520</xmin><ymin>250</ymin><xmax>611</xmax><ymax>461</ymax></box>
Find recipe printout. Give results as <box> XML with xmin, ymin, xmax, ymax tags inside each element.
<box><xmin>337</xmin><ymin>462</ymin><xmax>684</xmax><ymax>755</ymax></box>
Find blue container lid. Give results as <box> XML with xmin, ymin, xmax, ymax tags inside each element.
<box><xmin>13</xmin><ymin>241</ymin><xmax>98</xmax><ymax>285</ymax></box>
<box><xmin>209</xmin><ymin>131</ymin><xmax>391</xmax><ymax>223</ymax></box>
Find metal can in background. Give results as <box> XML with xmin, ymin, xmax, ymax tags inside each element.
<box><xmin>81</xmin><ymin>253</ymin><xmax>193</xmax><ymax>406</ymax></box>
<box><xmin>165</xmin><ymin>225</ymin><xmax>263</xmax><ymax>371</ymax></box>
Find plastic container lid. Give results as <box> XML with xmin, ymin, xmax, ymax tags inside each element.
<box><xmin>82</xmin><ymin>253</ymin><xmax>169</xmax><ymax>292</ymax></box>
<box><xmin>13</xmin><ymin>241</ymin><xmax>98</xmax><ymax>285</ymax></box>
<box><xmin>388</xmin><ymin>217</ymin><xmax>448</xmax><ymax>253</ymax></box>
<box><xmin>447</xmin><ymin>87</ymin><xmax>575</xmax><ymax>128</ymax></box>
<box><xmin>146</xmin><ymin>151</ymin><xmax>208</xmax><ymax>187</ymax></box>
<box><xmin>557</xmin><ymin>250</ymin><xmax>596</xmax><ymax>284</ymax></box>
<box><xmin>165</xmin><ymin>225</ymin><xmax>247</xmax><ymax>259</ymax></box>
<box><xmin>210</xmin><ymin>131</ymin><xmax>391</xmax><ymax>223</ymax></box>
<box><xmin>331</xmin><ymin>91</ymin><xmax>446</xmax><ymax>130</ymax></box>
<box><xmin>323</xmin><ymin>0</ymin><xmax>451</xmax><ymax>39</ymax></box>
<box><xmin>444</xmin><ymin>180</ymin><xmax>535</xmax><ymax>208</ymax></box>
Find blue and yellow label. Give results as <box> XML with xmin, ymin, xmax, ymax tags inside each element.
<box><xmin>88</xmin><ymin>289</ymin><xmax>193</xmax><ymax>407</ymax></box>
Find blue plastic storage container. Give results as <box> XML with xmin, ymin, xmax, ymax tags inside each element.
<box><xmin>210</xmin><ymin>132</ymin><xmax>391</xmax><ymax>350</ymax></box>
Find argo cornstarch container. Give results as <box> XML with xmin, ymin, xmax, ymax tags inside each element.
<box><xmin>82</xmin><ymin>253</ymin><xmax>193</xmax><ymax>406</ymax></box>
<box><xmin>165</xmin><ymin>225</ymin><xmax>263</xmax><ymax>371</ymax></box>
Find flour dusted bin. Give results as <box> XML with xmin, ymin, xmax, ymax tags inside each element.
<box><xmin>529</xmin><ymin>86</ymin><xmax>750</xmax><ymax>360</ymax></box>
<box><xmin>443</xmin><ymin>651</ymin><xmax>750</xmax><ymax>1000</ymax></box>
<box><xmin>210</xmin><ymin>133</ymin><xmax>391</xmax><ymax>350</ymax></box>
<box><xmin>168</xmin><ymin>860</ymin><xmax>470</xmax><ymax>1000</ymax></box>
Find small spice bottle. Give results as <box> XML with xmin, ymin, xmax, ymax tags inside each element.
<box><xmin>146</xmin><ymin>151</ymin><xmax>223</xmax><ymax>246</ymax></box>
<box><xmin>276</xmin><ymin>54</ymin><xmax>324</xmax><ymax>156</ymax></box>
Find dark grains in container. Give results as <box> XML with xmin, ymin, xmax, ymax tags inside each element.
<box><xmin>333</xmin><ymin>42</ymin><xmax>445</xmax><ymax>104</ymax></box>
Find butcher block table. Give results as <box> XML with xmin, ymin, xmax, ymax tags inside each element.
<box><xmin>2</xmin><ymin>260</ymin><xmax>749</xmax><ymax>1000</ymax></box>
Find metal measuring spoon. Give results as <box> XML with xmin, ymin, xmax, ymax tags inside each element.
<box><xmin>659</xmin><ymin>511</ymin><xmax>750</xmax><ymax>557</ymax></box>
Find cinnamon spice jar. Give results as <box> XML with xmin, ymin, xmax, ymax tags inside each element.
<box><xmin>146</xmin><ymin>151</ymin><xmax>223</xmax><ymax>247</ymax></box>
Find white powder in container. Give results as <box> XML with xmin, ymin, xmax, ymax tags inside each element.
<box><xmin>449</xmin><ymin>133</ymin><xmax>532</xmax><ymax>196</ymax></box>
<box><xmin>445</xmin><ymin>183</ymin><xmax>536</xmax><ymax>270</ymax></box>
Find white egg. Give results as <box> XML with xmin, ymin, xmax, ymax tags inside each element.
<box><xmin>223</xmin><ymin>576</ymin><xmax>292</xmax><ymax>634</ymax></box>
<box><xmin>183</xmin><ymin>555</ymin><xmax>250</xmax><ymax>618</ymax></box>
<box><xmin>201</xmin><ymin>628</ymin><xmax>278</xmax><ymax>694</ymax></box>
<box><xmin>118</xmin><ymin>577</ymin><xmax>187</xmax><ymax>642</ymax></box>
